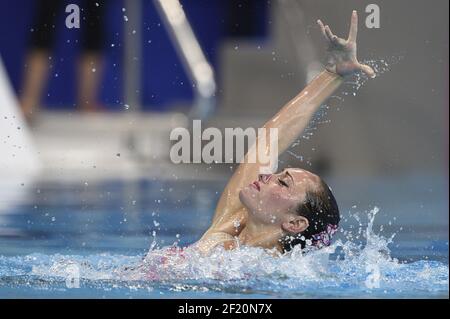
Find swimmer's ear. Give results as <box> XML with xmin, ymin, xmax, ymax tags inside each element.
<box><xmin>281</xmin><ymin>216</ymin><xmax>309</xmax><ymax>234</ymax></box>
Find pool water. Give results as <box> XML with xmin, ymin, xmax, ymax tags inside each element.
<box><xmin>0</xmin><ymin>173</ymin><xmax>448</xmax><ymax>298</ymax></box>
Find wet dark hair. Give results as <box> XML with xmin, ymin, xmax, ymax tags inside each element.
<box><xmin>280</xmin><ymin>178</ymin><xmax>340</xmax><ymax>252</ymax></box>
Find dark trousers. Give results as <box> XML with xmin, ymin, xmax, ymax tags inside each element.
<box><xmin>30</xmin><ymin>0</ymin><xmax>106</xmax><ymax>52</ymax></box>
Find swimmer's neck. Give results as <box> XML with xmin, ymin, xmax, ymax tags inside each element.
<box><xmin>237</xmin><ymin>218</ymin><xmax>284</xmax><ymax>252</ymax></box>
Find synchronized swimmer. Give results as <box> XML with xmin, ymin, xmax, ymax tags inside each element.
<box><xmin>191</xmin><ymin>10</ymin><xmax>375</xmax><ymax>256</ymax></box>
<box><xmin>140</xmin><ymin>10</ymin><xmax>375</xmax><ymax>265</ymax></box>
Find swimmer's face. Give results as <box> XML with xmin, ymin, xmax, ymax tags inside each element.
<box><xmin>239</xmin><ymin>168</ymin><xmax>321</xmax><ymax>225</ymax></box>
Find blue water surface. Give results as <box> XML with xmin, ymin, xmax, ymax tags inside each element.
<box><xmin>0</xmin><ymin>173</ymin><xmax>448</xmax><ymax>298</ymax></box>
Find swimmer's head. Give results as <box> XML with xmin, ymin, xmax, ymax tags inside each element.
<box><xmin>239</xmin><ymin>168</ymin><xmax>340</xmax><ymax>251</ymax></box>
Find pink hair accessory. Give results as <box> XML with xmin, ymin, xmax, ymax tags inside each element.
<box><xmin>310</xmin><ymin>224</ymin><xmax>339</xmax><ymax>248</ymax></box>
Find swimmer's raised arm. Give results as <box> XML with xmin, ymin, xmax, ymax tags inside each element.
<box><xmin>196</xmin><ymin>11</ymin><xmax>374</xmax><ymax>252</ymax></box>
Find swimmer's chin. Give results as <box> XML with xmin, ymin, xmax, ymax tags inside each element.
<box><xmin>239</xmin><ymin>187</ymin><xmax>253</xmax><ymax>206</ymax></box>
<box><xmin>239</xmin><ymin>185</ymin><xmax>260</xmax><ymax>210</ymax></box>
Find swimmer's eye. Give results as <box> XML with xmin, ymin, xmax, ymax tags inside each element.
<box><xmin>278</xmin><ymin>179</ymin><xmax>289</xmax><ymax>187</ymax></box>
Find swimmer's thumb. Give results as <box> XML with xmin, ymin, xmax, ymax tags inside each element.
<box><xmin>359</xmin><ymin>63</ymin><xmax>376</xmax><ymax>78</ymax></box>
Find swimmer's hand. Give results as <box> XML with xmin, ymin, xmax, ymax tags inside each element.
<box><xmin>317</xmin><ymin>10</ymin><xmax>375</xmax><ymax>78</ymax></box>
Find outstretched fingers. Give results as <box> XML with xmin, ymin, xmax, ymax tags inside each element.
<box><xmin>317</xmin><ymin>20</ymin><xmax>335</xmax><ymax>42</ymax></box>
<box><xmin>318</xmin><ymin>19</ymin><xmax>347</xmax><ymax>46</ymax></box>
<box><xmin>347</xmin><ymin>10</ymin><xmax>358</xmax><ymax>43</ymax></box>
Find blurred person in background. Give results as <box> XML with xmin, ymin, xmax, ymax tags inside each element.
<box><xmin>19</xmin><ymin>0</ymin><xmax>107</xmax><ymax>121</ymax></box>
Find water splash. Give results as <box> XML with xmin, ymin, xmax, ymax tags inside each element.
<box><xmin>288</xmin><ymin>56</ymin><xmax>403</xmax><ymax>163</ymax></box>
<box><xmin>2</xmin><ymin>207</ymin><xmax>446</xmax><ymax>298</ymax></box>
